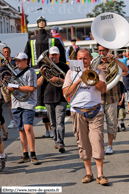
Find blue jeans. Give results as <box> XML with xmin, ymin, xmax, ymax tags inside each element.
<box><xmin>45</xmin><ymin>102</ymin><xmax>67</xmax><ymax>147</ymax></box>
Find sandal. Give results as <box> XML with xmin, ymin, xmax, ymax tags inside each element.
<box><xmin>2</xmin><ymin>132</ymin><xmax>8</xmax><ymax>141</ymax></box>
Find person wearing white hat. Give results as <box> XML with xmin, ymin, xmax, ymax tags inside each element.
<box><xmin>7</xmin><ymin>52</ymin><xmax>40</xmax><ymax>165</ymax></box>
<box><xmin>37</xmin><ymin>46</ymin><xmax>69</xmax><ymax>153</ymax></box>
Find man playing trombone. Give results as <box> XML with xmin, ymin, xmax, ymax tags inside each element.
<box><xmin>62</xmin><ymin>48</ymin><xmax>109</xmax><ymax>185</ymax></box>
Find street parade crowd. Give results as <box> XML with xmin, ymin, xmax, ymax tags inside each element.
<box><xmin>0</xmin><ymin>16</ymin><xmax>129</xmax><ymax>186</ymax></box>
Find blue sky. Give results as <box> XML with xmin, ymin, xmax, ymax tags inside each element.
<box><xmin>5</xmin><ymin>0</ymin><xmax>129</xmax><ymax>24</ymax></box>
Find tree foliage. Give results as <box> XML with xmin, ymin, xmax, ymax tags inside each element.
<box><xmin>86</xmin><ymin>1</ymin><xmax>126</xmax><ymax>18</ymax></box>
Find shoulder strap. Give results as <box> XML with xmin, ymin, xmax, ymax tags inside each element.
<box><xmin>16</xmin><ymin>66</ymin><xmax>30</xmax><ymax>78</ymax></box>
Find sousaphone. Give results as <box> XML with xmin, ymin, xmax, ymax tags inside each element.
<box><xmin>91</xmin><ymin>12</ymin><xmax>129</xmax><ymax>91</ymax></box>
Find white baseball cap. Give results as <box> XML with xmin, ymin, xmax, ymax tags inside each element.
<box><xmin>49</xmin><ymin>46</ymin><xmax>59</xmax><ymax>55</ymax></box>
<box><xmin>15</xmin><ymin>52</ymin><xmax>28</xmax><ymax>60</ymax></box>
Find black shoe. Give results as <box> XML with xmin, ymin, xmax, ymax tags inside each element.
<box><xmin>117</xmin><ymin>126</ymin><xmax>120</xmax><ymax>132</ymax></box>
<box><xmin>121</xmin><ymin>123</ymin><xmax>126</xmax><ymax>131</ymax></box>
<box><xmin>58</xmin><ymin>145</ymin><xmax>65</xmax><ymax>153</ymax></box>
<box><xmin>0</xmin><ymin>153</ymin><xmax>7</xmax><ymax>172</ymax></box>
<box><xmin>2</xmin><ymin>132</ymin><xmax>8</xmax><ymax>141</ymax></box>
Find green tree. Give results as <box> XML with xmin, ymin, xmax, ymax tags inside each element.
<box><xmin>87</xmin><ymin>1</ymin><xmax>126</xmax><ymax>18</ymax></box>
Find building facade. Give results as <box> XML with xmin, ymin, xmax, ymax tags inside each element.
<box><xmin>0</xmin><ymin>0</ymin><xmax>21</xmax><ymax>34</ymax></box>
<box><xmin>28</xmin><ymin>16</ymin><xmax>129</xmax><ymax>52</ymax></box>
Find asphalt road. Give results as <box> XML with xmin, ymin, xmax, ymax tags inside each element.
<box><xmin>0</xmin><ymin>102</ymin><xmax>129</xmax><ymax>194</ymax></box>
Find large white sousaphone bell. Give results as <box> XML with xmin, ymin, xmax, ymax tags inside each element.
<box><xmin>91</xmin><ymin>12</ymin><xmax>129</xmax><ymax>49</ymax></box>
<box><xmin>91</xmin><ymin>12</ymin><xmax>129</xmax><ymax>91</ymax></box>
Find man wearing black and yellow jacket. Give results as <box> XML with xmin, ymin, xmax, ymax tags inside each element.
<box><xmin>24</xmin><ymin>16</ymin><xmax>66</xmax><ymax>135</ymax></box>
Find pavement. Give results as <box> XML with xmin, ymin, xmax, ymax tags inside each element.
<box><xmin>0</xmin><ymin>102</ymin><xmax>129</xmax><ymax>194</ymax></box>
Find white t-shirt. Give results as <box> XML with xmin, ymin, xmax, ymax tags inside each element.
<box><xmin>63</xmin><ymin>68</ymin><xmax>106</xmax><ymax>112</ymax></box>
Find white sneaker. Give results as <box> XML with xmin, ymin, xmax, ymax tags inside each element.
<box><xmin>49</xmin><ymin>130</ymin><xmax>54</xmax><ymax>138</ymax></box>
<box><xmin>44</xmin><ymin>130</ymin><xmax>50</xmax><ymax>137</ymax></box>
<box><xmin>105</xmin><ymin>145</ymin><xmax>113</xmax><ymax>154</ymax></box>
<box><xmin>8</xmin><ymin>120</ymin><xmax>17</xmax><ymax>129</ymax></box>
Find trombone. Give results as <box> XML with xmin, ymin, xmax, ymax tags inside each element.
<box><xmin>64</xmin><ymin>56</ymin><xmax>102</xmax><ymax>104</ymax></box>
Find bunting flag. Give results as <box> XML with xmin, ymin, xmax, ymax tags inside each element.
<box><xmin>12</xmin><ymin>0</ymin><xmax>120</xmax><ymax>4</ymax></box>
<box><xmin>76</xmin><ymin>0</ymin><xmax>80</xmax><ymax>3</ymax></box>
<box><xmin>21</xmin><ymin>1</ymin><xmax>24</xmax><ymax>33</ymax></box>
<box><xmin>21</xmin><ymin>1</ymin><xmax>27</xmax><ymax>33</ymax></box>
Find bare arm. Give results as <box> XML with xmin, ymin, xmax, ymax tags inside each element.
<box><xmin>63</xmin><ymin>78</ymin><xmax>82</xmax><ymax>98</ymax></box>
<box><xmin>106</xmin><ymin>53</ymin><xmax>128</xmax><ymax>73</ymax></box>
<box><xmin>8</xmin><ymin>86</ymin><xmax>35</xmax><ymax>93</ymax></box>
<box><xmin>114</xmin><ymin>58</ymin><xmax>128</xmax><ymax>72</ymax></box>
<box><xmin>118</xmin><ymin>93</ymin><xmax>125</xmax><ymax>106</ymax></box>
<box><xmin>37</xmin><ymin>76</ymin><xmax>44</xmax><ymax>86</ymax></box>
<box><xmin>95</xmin><ymin>80</ymin><xmax>106</xmax><ymax>93</ymax></box>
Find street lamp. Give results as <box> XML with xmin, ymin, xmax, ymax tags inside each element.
<box><xmin>27</xmin><ymin>7</ymin><xmax>42</xmax><ymax>14</ymax></box>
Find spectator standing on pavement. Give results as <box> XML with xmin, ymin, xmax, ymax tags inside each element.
<box><xmin>0</xmin><ymin>94</ymin><xmax>7</xmax><ymax>171</ymax></box>
<box><xmin>118</xmin><ymin>51</ymin><xmax>129</xmax><ymax>114</ymax></box>
<box><xmin>117</xmin><ymin>81</ymin><xmax>126</xmax><ymax>132</ymax></box>
<box><xmin>66</xmin><ymin>39</ymin><xmax>81</xmax><ymax>62</ymax></box>
<box><xmin>63</xmin><ymin>48</ymin><xmax>109</xmax><ymax>185</ymax></box>
<box><xmin>0</xmin><ymin>88</ymin><xmax>8</xmax><ymax>141</ymax></box>
<box><xmin>1</xmin><ymin>46</ymin><xmax>17</xmax><ymax>129</ymax></box>
<box><xmin>7</xmin><ymin>52</ymin><xmax>40</xmax><ymax>165</ymax></box>
<box><xmin>97</xmin><ymin>43</ymin><xmax>128</xmax><ymax>154</ymax></box>
<box><xmin>37</xmin><ymin>46</ymin><xmax>69</xmax><ymax>153</ymax></box>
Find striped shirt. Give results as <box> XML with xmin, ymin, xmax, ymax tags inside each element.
<box><xmin>99</xmin><ymin>60</ymin><xmax>120</xmax><ymax>104</ymax></box>
<box><xmin>101</xmin><ymin>83</ymin><xmax>120</xmax><ymax>105</ymax></box>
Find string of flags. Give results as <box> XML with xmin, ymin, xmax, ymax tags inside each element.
<box><xmin>15</xmin><ymin>0</ymin><xmax>119</xmax><ymax>4</ymax></box>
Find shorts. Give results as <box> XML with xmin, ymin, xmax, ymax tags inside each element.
<box><xmin>117</xmin><ymin>108</ymin><xmax>126</xmax><ymax>120</ymax></box>
<box><xmin>12</xmin><ymin>108</ymin><xmax>35</xmax><ymax>131</ymax></box>
<box><xmin>102</xmin><ymin>102</ymin><xmax>118</xmax><ymax>137</ymax></box>
<box><xmin>42</xmin><ymin>117</ymin><xmax>49</xmax><ymax>123</ymax></box>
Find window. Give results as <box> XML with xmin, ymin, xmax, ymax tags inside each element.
<box><xmin>60</xmin><ymin>28</ymin><xmax>67</xmax><ymax>41</ymax></box>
